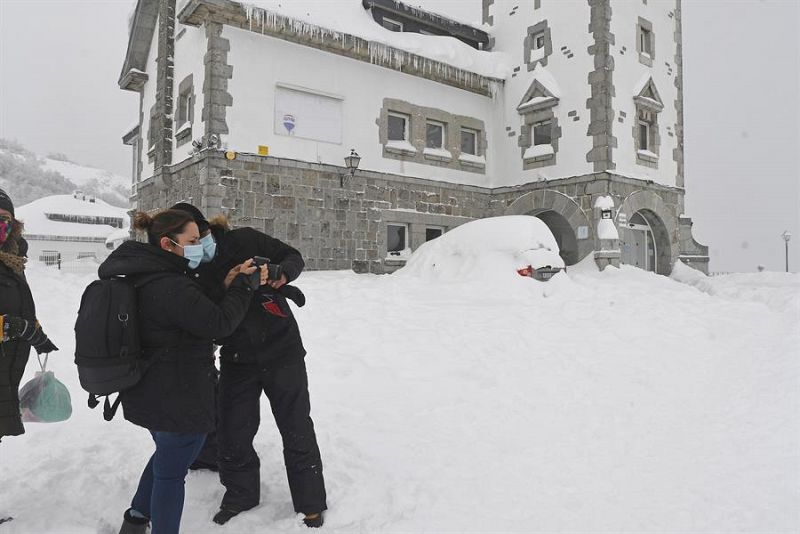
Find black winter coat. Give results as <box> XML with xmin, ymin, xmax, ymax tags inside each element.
<box><xmin>201</xmin><ymin>227</ymin><xmax>307</xmax><ymax>369</ymax></box>
<box><xmin>0</xmin><ymin>257</ymin><xmax>35</xmax><ymax>439</ymax></box>
<box><xmin>98</xmin><ymin>241</ymin><xmax>254</xmax><ymax>433</ymax></box>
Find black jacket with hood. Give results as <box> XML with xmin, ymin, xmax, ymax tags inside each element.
<box><xmin>196</xmin><ymin>225</ymin><xmax>307</xmax><ymax>369</ymax></box>
<box><xmin>97</xmin><ymin>240</ymin><xmax>254</xmax><ymax>433</ymax></box>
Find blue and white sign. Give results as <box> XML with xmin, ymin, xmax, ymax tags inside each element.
<box><xmin>274</xmin><ymin>85</ymin><xmax>343</xmax><ymax>145</ymax></box>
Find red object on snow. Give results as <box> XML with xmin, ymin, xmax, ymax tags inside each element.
<box><xmin>517</xmin><ymin>266</ymin><xmax>533</xmax><ymax>277</ymax></box>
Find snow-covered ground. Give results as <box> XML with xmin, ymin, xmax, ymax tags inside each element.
<box><xmin>2</xmin><ymin>260</ymin><xmax>798</xmax><ymax>533</ymax></box>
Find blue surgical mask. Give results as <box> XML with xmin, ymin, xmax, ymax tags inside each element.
<box><xmin>170</xmin><ymin>239</ymin><xmax>204</xmax><ymax>269</ymax></box>
<box><xmin>200</xmin><ymin>233</ymin><xmax>217</xmax><ymax>262</ymax></box>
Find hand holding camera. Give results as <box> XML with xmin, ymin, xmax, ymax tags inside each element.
<box><xmin>253</xmin><ymin>256</ymin><xmax>287</xmax><ymax>289</ymax></box>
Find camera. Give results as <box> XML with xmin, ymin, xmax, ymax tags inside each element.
<box><xmin>253</xmin><ymin>256</ymin><xmax>283</xmax><ymax>281</ymax></box>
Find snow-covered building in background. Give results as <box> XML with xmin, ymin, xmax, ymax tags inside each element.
<box><xmin>120</xmin><ymin>0</ymin><xmax>708</xmax><ymax>274</ymax></box>
<box><xmin>16</xmin><ymin>193</ymin><xmax>129</xmax><ymax>264</ymax></box>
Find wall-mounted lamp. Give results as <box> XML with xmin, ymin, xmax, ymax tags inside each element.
<box><xmin>341</xmin><ymin>148</ymin><xmax>361</xmax><ymax>187</ymax></box>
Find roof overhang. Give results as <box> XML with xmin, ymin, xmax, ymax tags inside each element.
<box><xmin>119</xmin><ymin>0</ymin><xmax>159</xmax><ymax>91</ymax></box>
<box><xmin>122</xmin><ymin>125</ymin><xmax>141</xmax><ymax>146</ymax></box>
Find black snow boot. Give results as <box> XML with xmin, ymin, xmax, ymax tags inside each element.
<box><xmin>303</xmin><ymin>512</ymin><xmax>324</xmax><ymax>528</ymax></box>
<box><xmin>212</xmin><ymin>509</ymin><xmax>240</xmax><ymax>525</ymax></box>
<box><xmin>118</xmin><ymin>509</ymin><xmax>149</xmax><ymax>534</ymax></box>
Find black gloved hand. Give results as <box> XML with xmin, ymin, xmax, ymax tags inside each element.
<box><xmin>1</xmin><ymin>315</ymin><xmax>38</xmax><ymax>342</ymax></box>
<box><xmin>33</xmin><ymin>337</ymin><xmax>59</xmax><ymax>355</ymax></box>
<box><xmin>232</xmin><ymin>271</ymin><xmax>261</xmax><ymax>291</ymax></box>
<box><xmin>279</xmin><ymin>285</ymin><xmax>306</xmax><ymax>307</ymax></box>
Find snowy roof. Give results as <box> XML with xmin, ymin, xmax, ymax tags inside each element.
<box><xmin>177</xmin><ymin>0</ymin><xmax>511</xmax><ymax>79</ymax></box>
<box><xmin>530</xmin><ymin>63</ymin><xmax>561</xmax><ymax>98</ymax></box>
<box><xmin>17</xmin><ymin>195</ymin><xmax>129</xmax><ymax>238</ymax></box>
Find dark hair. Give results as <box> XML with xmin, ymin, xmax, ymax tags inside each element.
<box><xmin>133</xmin><ymin>209</ymin><xmax>195</xmax><ymax>246</ymax></box>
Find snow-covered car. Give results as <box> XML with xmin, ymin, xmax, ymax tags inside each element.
<box><xmin>400</xmin><ymin>215</ymin><xmax>565</xmax><ymax>281</ymax></box>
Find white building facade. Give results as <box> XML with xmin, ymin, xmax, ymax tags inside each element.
<box><xmin>121</xmin><ymin>0</ymin><xmax>708</xmax><ymax>274</ymax></box>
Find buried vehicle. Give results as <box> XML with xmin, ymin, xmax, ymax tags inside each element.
<box><xmin>399</xmin><ymin>215</ymin><xmax>565</xmax><ymax>281</ymax></box>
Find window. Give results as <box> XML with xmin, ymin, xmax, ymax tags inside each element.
<box><xmin>387</xmin><ymin>224</ymin><xmax>408</xmax><ymax>255</ymax></box>
<box><xmin>382</xmin><ymin>17</ymin><xmax>403</xmax><ymax>32</ymax></box>
<box><xmin>533</xmin><ymin>31</ymin><xmax>545</xmax><ymax>50</ymax></box>
<box><xmin>460</xmin><ymin>128</ymin><xmax>478</xmax><ymax>155</ymax></box>
<box><xmin>426</xmin><ymin>227</ymin><xmax>443</xmax><ymax>241</ymax></box>
<box><xmin>426</xmin><ymin>120</ymin><xmax>445</xmax><ymax>149</ymax></box>
<box><xmin>640</xmin><ymin>28</ymin><xmax>652</xmax><ymax>56</ymax></box>
<box><xmin>638</xmin><ymin>121</ymin><xmax>650</xmax><ymax>151</ymax></box>
<box><xmin>148</xmin><ymin>110</ymin><xmax>158</xmax><ymax>150</ymax></box>
<box><xmin>388</xmin><ymin>112</ymin><xmax>409</xmax><ymax>141</ymax></box>
<box><xmin>177</xmin><ymin>90</ymin><xmax>192</xmax><ymax>126</ymax></box>
<box><xmin>533</xmin><ymin>120</ymin><xmax>552</xmax><ymax>145</ymax></box>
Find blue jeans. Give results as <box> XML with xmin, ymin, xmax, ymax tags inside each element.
<box><xmin>131</xmin><ymin>431</ymin><xmax>207</xmax><ymax>534</ymax></box>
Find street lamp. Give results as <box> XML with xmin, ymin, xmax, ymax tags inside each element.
<box><xmin>341</xmin><ymin>149</ymin><xmax>361</xmax><ymax>187</ymax></box>
<box><xmin>782</xmin><ymin>230</ymin><xmax>791</xmax><ymax>272</ymax></box>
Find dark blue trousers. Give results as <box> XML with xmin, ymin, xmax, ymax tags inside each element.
<box><xmin>131</xmin><ymin>431</ymin><xmax>207</xmax><ymax>534</ymax></box>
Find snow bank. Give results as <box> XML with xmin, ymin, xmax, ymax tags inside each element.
<box><xmin>400</xmin><ymin>215</ymin><xmax>564</xmax><ymax>281</ymax></box>
<box><xmin>16</xmin><ymin>195</ymin><xmax>129</xmax><ymax>238</ymax></box>
<box><xmin>2</xmin><ymin>259</ymin><xmax>798</xmax><ymax>533</ymax></box>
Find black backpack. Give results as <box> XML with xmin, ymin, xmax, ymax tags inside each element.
<box><xmin>74</xmin><ymin>274</ymin><xmax>163</xmax><ymax>420</ymax></box>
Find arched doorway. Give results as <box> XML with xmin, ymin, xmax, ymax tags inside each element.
<box><xmin>505</xmin><ymin>189</ymin><xmax>593</xmax><ymax>267</ymax></box>
<box><xmin>533</xmin><ymin>209</ymin><xmax>579</xmax><ymax>265</ymax></box>
<box><xmin>620</xmin><ymin>209</ymin><xmax>671</xmax><ymax>274</ymax></box>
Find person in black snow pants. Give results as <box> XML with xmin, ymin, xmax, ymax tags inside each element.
<box><xmin>197</xmin><ymin>214</ymin><xmax>327</xmax><ymax>529</ymax></box>
<box><xmin>102</xmin><ymin>210</ymin><xmax>259</xmax><ymax>534</ymax></box>
<box><xmin>0</xmin><ymin>188</ymin><xmax>59</xmax><ymax>525</ymax></box>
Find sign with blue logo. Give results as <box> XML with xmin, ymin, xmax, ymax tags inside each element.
<box><xmin>283</xmin><ymin>114</ymin><xmax>296</xmax><ymax>135</ymax></box>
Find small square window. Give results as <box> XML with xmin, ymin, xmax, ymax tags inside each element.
<box><xmin>533</xmin><ymin>32</ymin><xmax>545</xmax><ymax>50</ymax></box>
<box><xmin>639</xmin><ymin>121</ymin><xmax>650</xmax><ymax>151</ymax></box>
<box><xmin>533</xmin><ymin>120</ymin><xmax>552</xmax><ymax>146</ymax></box>
<box><xmin>388</xmin><ymin>112</ymin><xmax>409</xmax><ymax>141</ymax></box>
<box><xmin>426</xmin><ymin>121</ymin><xmax>445</xmax><ymax>149</ymax></box>
<box><xmin>460</xmin><ymin>128</ymin><xmax>478</xmax><ymax>155</ymax></box>
<box><xmin>426</xmin><ymin>227</ymin><xmax>443</xmax><ymax>241</ymax></box>
<box><xmin>387</xmin><ymin>224</ymin><xmax>408</xmax><ymax>255</ymax></box>
<box><xmin>382</xmin><ymin>17</ymin><xmax>403</xmax><ymax>32</ymax></box>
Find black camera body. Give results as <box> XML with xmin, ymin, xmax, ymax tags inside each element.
<box><xmin>253</xmin><ymin>256</ymin><xmax>283</xmax><ymax>281</ymax></box>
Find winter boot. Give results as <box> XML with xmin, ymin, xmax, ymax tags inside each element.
<box><xmin>303</xmin><ymin>512</ymin><xmax>324</xmax><ymax>528</ymax></box>
<box><xmin>212</xmin><ymin>509</ymin><xmax>240</xmax><ymax>525</ymax></box>
<box><xmin>118</xmin><ymin>509</ymin><xmax>148</xmax><ymax>534</ymax></box>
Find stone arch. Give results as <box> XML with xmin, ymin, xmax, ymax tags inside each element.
<box><xmin>505</xmin><ymin>189</ymin><xmax>593</xmax><ymax>265</ymax></box>
<box><xmin>617</xmin><ymin>189</ymin><xmax>678</xmax><ymax>275</ymax></box>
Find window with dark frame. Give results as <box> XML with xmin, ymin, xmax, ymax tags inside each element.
<box><xmin>387</xmin><ymin>224</ymin><xmax>407</xmax><ymax>254</ymax></box>
<box><xmin>533</xmin><ymin>120</ymin><xmax>552</xmax><ymax>146</ymax></box>
<box><xmin>388</xmin><ymin>112</ymin><xmax>409</xmax><ymax>141</ymax></box>
<box><xmin>639</xmin><ymin>120</ymin><xmax>650</xmax><ymax>151</ymax></box>
<box><xmin>426</xmin><ymin>228</ymin><xmax>443</xmax><ymax>241</ymax></box>
<box><xmin>640</xmin><ymin>27</ymin><xmax>652</xmax><ymax>56</ymax></box>
<box><xmin>177</xmin><ymin>90</ymin><xmax>192</xmax><ymax>125</ymax></box>
<box><xmin>381</xmin><ymin>17</ymin><xmax>403</xmax><ymax>32</ymax></box>
<box><xmin>533</xmin><ymin>32</ymin><xmax>546</xmax><ymax>49</ymax></box>
<box><xmin>426</xmin><ymin>121</ymin><xmax>445</xmax><ymax>149</ymax></box>
<box><xmin>460</xmin><ymin>128</ymin><xmax>477</xmax><ymax>155</ymax></box>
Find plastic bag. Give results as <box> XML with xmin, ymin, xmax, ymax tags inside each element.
<box><xmin>19</xmin><ymin>354</ymin><xmax>72</xmax><ymax>423</ymax></box>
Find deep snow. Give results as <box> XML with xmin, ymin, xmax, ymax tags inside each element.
<box><xmin>1</xmin><ymin>260</ymin><xmax>798</xmax><ymax>533</ymax></box>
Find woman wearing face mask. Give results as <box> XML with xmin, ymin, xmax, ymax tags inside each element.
<box><xmin>97</xmin><ymin>209</ymin><xmax>259</xmax><ymax>534</ymax></box>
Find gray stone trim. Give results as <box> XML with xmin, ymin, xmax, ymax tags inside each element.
<box><xmin>482</xmin><ymin>0</ymin><xmax>494</xmax><ymax>26</ymax></box>
<box><xmin>524</xmin><ymin>20</ymin><xmax>553</xmax><ymax>70</ymax></box>
<box><xmin>677</xmin><ymin>216</ymin><xmax>709</xmax><ymax>274</ymax></box>
<box><xmin>673</xmin><ymin>0</ymin><xmax>685</xmax><ymax>188</ymax></box>
<box><xmin>179</xmin><ymin>0</ymin><xmax>501</xmax><ymax>97</ymax></box>
<box><xmin>202</xmin><ymin>22</ymin><xmax>233</xmax><ymax>141</ymax></box>
<box><xmin>152</xmin><ymin>0</ymin><xmax>176</xmax><ymax>174</ymax></box>
<box><xmin>586</xmin><ymin>0</ymin><xmax>617</xmax><ymax>172</ymax></box>
<box><xmin>377</xmin><ymin>98</ymin><xmax>487</xmax><ymax>174</ymax></box>
<box><xmin>535</xmin><ymin>0</ymin><xmax>541</xmax><ymax>8</ymax></box>
<box><xmin>636</xmin><ymin>16</ymin><xmax>655</xmax><ymax>66</ymax></box>
<box><xmin>633</xmin><ymin>96</ymin><xmax>661</xmax><ymax>169</ymax></box>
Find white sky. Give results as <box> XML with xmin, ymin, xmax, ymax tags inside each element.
<box><xmin>0</xmin><ymin>0</ymin><xmax>797</xmax><ymax>273</ymax></box>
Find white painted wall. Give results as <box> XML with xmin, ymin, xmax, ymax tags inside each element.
<box><xmin>224</xmin><ymin>25</ymin><xmax>500</xmax><ymax>188</ymax></box>
<box><xmin>140</xmin><ymin>14</ymin><xmax>160</xmax><ymax>181</ymax></box>
<box><xmin>172</xmin><ymin>24</ymin><xmax>207</xmax><ymax>161</ymax></box>
<box><xmin>610</xmin><ymin>0</ymin><xmax>680</xmax><ymax>187</ymax></box>
<box><xmin>488</xmin><ymin>0</ymin><xmax>596</xmax><ymax>183</ymax></box>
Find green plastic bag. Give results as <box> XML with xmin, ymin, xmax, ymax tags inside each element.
<box><xmin>19</xmin><ymin>355</ymin><xmax>72</xmax><ymax>423</ymax></box>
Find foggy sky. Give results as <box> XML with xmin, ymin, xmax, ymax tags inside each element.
<box><xmin>1</xmin><ymin>0</ymin><xmax>797</xmax><ymax>272</ymax></box>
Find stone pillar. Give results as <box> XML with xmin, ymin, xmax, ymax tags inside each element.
<box><xmin>202</xmin><ymin>22</ymin><xmax>233</xmax><ymax>141</ymax></box>
<box><xmin>154</xmin><ymin>0</ymin><xmax>176</xmax><ymax>178</ymax></box>
<box><xmin>673</xmin><ymin>0</ymin><xmax>685</xmax><ymax>189</ymax></box>
<box><xmin>586</xmin><ymin>0</ymin><xmax>617</xmax><ymax>173</ymax></box>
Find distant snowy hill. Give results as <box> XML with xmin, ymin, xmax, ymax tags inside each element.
<box><xmin>0</xmin><ymin>139</ymin><xmax>130</xmax><ymax>207</ymax></box>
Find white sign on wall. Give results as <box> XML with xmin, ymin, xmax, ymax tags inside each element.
<box><xmin>274</xmin><ymin>84</ymin><xmax>343</xmax><ymax>145</ymax></box>
<box><xmin>577</xmin><ymin>226</ymin><xmax>589</xmax><ymax>240</ymax></box>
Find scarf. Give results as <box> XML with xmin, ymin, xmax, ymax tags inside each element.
<box><xmin>0</xmin><ymin>250</ymin><xmax>26</xmax><ymax>276</ymax></box>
